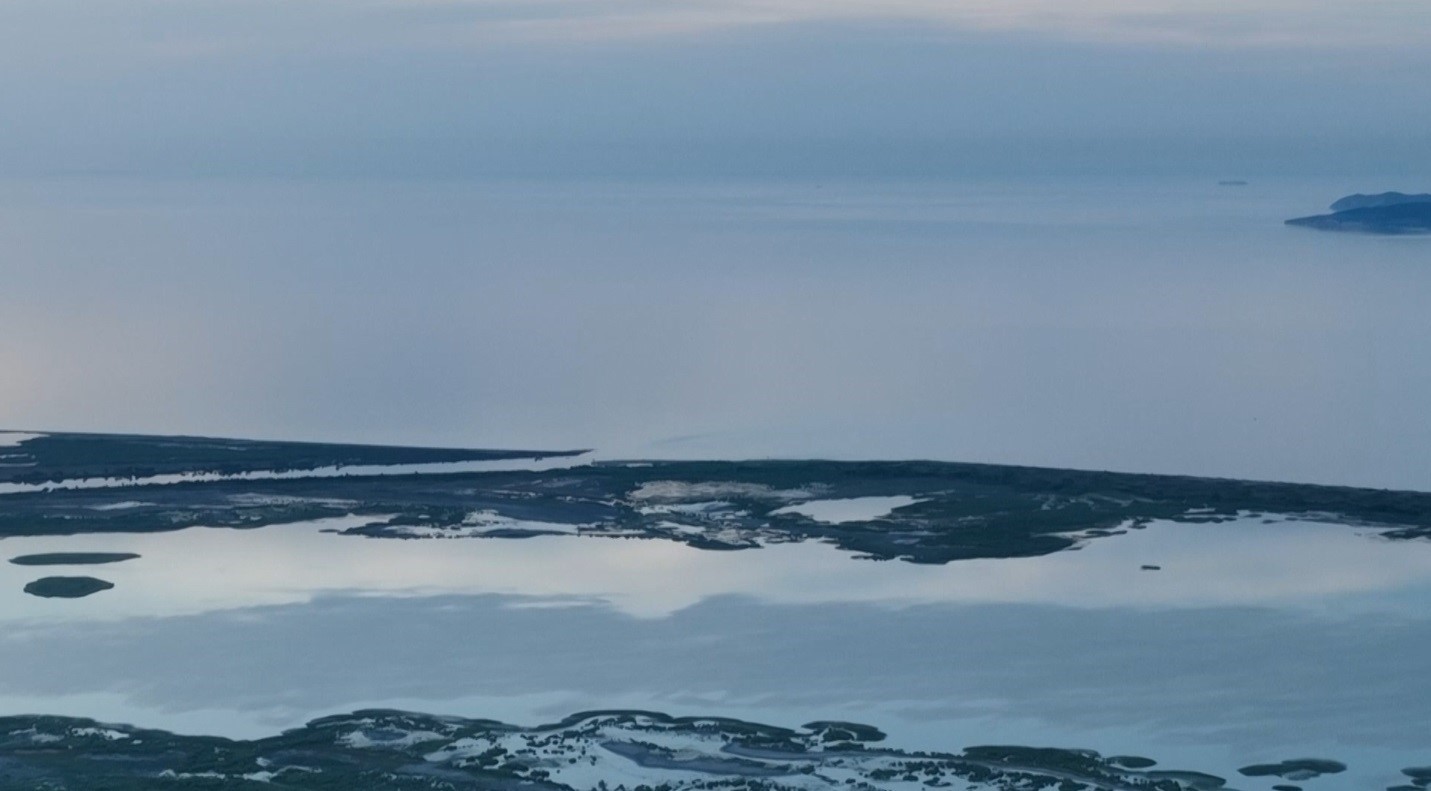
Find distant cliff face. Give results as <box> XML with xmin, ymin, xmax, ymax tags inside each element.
<box><xmin>1328</xmin><ymin>192</ymin><xmax>1431</xmax><ymax>212</ymax></box>
<box><xmin>1286</xmin><ymin>202</ymin><xmax>1431</xmax><ymax>235</ymax></box>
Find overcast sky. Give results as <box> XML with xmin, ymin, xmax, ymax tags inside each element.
<box><xmin>2</xmin><ymin>0</ymin><xmax>1429</xmax><ymax>178</ymax></box>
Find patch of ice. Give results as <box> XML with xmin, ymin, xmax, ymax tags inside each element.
<box><xmin>637</xmin><ymin>501</ymin><xmax>733</xmax><ymax>516</ymax></box>
<box><xmin>71</xmin><ymin>726</ymin><xmax>129</xmax><ymax>740</ymax></box>
<box><xmin>88</xmin><ymin>501</ymin><xmax>154</xmax><ymax>511</ymax></box>
<box><xmin>340</xmin><ymin>728</ymin><xmax>446</xmax><ymax>749</ymax></box>
<box><xmin>388</xmin><ymin>510</ymin><xmax>588</xmax><ymax>538</ymax></box>
<box><xmin>630</xmin><ymin>481</ymin><xmax>813</xmax><ymax>503</ymax></box>
<box><xmin>462</xmin><ymin>510</ymin><xmax>584</xmax><ymax>535</ymax></box>
<box><xmin>9</xmin><ymin>727</ymin><xmax>61</xmax><ymax>744</ymax></box>
<box><xmin>771</xmin><ymin>496</ymin><xmax>923</xmax><ymax>525</ymax></box>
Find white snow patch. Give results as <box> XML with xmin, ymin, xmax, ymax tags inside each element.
<box><xmin>0</xmin><ymin>432</ymin><xmax>43</xmax><ymax>448</ymax></box>
<box><xmin>9</xmin><ymin>727</ymin><xmax>61</xmax><ymax>744</ymax></box>
<box><xmin>389</xmin><ymin>510</ymin><xmax>588</xmax><ymax>538</ymax></box>
<box><xmin>87</xmin><ymin>501</ymin><xmax>154</xmax><ymax>511</ymax></box>
<box><xmin>637</xmin><ymin>501</ymin><xmax>733</xmax><ymax>516</ymax></box>
<box><xmin>340</xmin><ymin>729</ymin><xmax>447</xmax><ymax>749</ymax></box>
<box><xmin>71</xmin><ymin>726</ymin><xmax>130</xmax><ymax>740</ymax></box>
<box><xmin>771</xmin><ymin>496</ymin><xmax>924</xmax><ymax>524</ymax></box>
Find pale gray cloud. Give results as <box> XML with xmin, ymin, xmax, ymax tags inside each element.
<box><xmin>1</xmin><ymin>0</ymin><xmax>1428</xmax><ymax>65</ymax></box>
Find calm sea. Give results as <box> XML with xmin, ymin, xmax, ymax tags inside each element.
<box><xmin>1</xmin><ymin>176</ymin><xmax>1427</xmax><ymax>489</ymax></box>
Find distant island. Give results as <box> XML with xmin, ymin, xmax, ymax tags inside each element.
<box><xmin>22</xmin><ymin>576</ymin><xmax>115</xmax><ymax>599</ymax></box>
<box><xmin>10</xmin><ymin>552</ymin><xmax>140</xmax><ymax>566</ymax></box>
<box><xmin>1287</xmin><ymin>191</ymin><xmax>1431</xmax><ymax>234</ymax></box>
<box><xmin>1329</xmin><ymin>192</ymin><xmax>1431</xmax><ymax>211</ymax></box>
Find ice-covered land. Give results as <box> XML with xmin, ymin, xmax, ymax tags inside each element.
<box><xmin>0</xmin><ymin>708</ymin><xmax>1335</xmax><ymax>790</ymax></box>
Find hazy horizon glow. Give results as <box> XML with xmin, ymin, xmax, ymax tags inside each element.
<box><xmin>6</xmin><ymin>0</ymin><xmax>1430</xmax><ymax>51</ymax></box>
<box><xmin>0</xmin><ymin>0</ymin><xmax>1428</xmax><ymax>178</ymax></box>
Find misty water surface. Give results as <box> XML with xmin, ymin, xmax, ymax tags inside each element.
<box><xmin>1</xmin><ymin>515</ymin><xmax>1429</xmax><ymax>789</ymax></box>
<box><xmin>1</xmin><ymin>177</ymin><xmax>1428</xmax><ymax>489</ymax></box>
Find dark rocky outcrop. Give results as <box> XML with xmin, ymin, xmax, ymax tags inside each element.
<box><xmin>10</xmin><ymin>552</ymin><xmax>140</xmax><ymax>566</ymax></box>
<box><xmin>22</xmin><ymin>576</ymin><xmax>115</xmax><ymax>598</ymax></box>
<box><xmin>1286</xmin><ymin>202</ymin><xmax>1431</xmax><ymax>235</ymax></box>
<box><xmin>1329</xmin><ymin>192</ymin><xmax>1431</xmax><ymax>212</ymax></box>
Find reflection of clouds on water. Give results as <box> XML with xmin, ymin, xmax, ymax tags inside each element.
<box><xmin>0</xmin><ymin>516</ymin><xmax>1429</xmax><ymax>622</ymax></box>
<box><xmin>0</xmin><ymin>592</ymin><xmax>1427</xmax><ymax>774</ymax></box>
<box><xmin>2</xmin><ymin>514</ymin><xmax>1429</xmax><ymax>788</ymax></box>
<box><xmin>0</xmin><ymin>514</ymin><xmax>1425</xmax><ymax>783</ymax></box>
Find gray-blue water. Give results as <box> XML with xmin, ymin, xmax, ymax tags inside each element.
<box><xmin>1</xmin><ymin>176</ymin><xmax>1427</xmax><ymax>488</ymax></box>
<box><xmin>1</xmin><ymin>512</ymin><xmax>1428</xmax><ymax>789</ymax></box>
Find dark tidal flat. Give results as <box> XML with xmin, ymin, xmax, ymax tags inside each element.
<box><xmin>0</xmin><ymin>430</ymin><xmax>583</xmax><ymax>486</ymax></box>
<box><xmin>1237</xmin><ymin>758</ymin><xmax>1347</xmax><ymax>779</ymax></box>
<box><xmin>9</xmin><ymin>552</ymin><xmax>140</xmax><ymax>566</ymax></box>
<box><xmin>22</xmin><ymin>575</ymin><xmax>115</xmax><ymax>598</ymax></box>
<box><xmin>3</xmin><ymin>431</ymin><xmax>1431</xmax><ymax>565</ymax></box>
